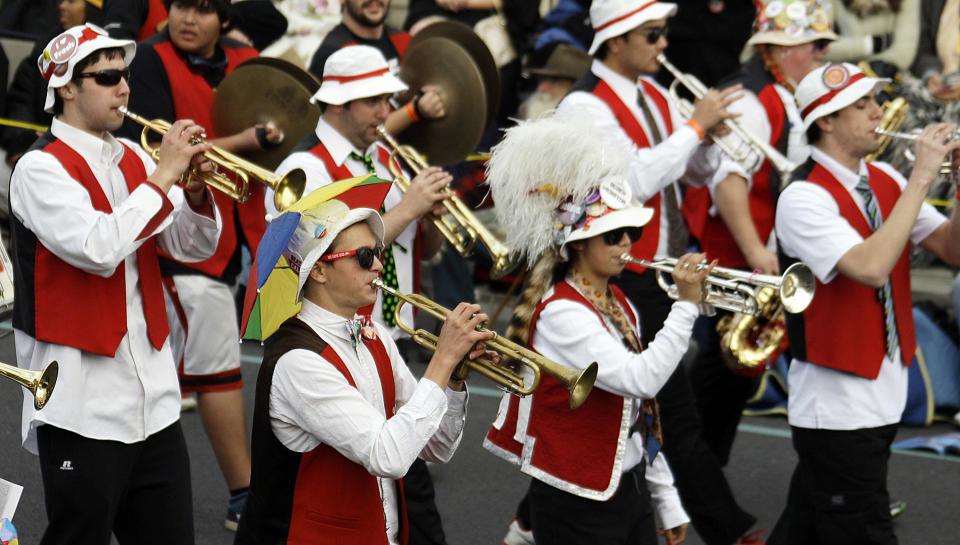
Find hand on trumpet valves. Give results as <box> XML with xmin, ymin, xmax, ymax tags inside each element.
<box><xmin>670</xmin><ymin>252</ymin><xmax>715</xmax><ymax>304</ymax></box>
<box><xmin>691</xmin><ymin>84</ymin><xmax>744</xmax><ymax>134</ymax></box>
<box><xmin>401</xmin><ymin>166</ymin><xmax>452</xmax><ymax>219</ymax></box>
<box><xmin>908</xmin><ymin>122</ymin><xmax>960</xmax><ymax>189</ymax></box>
<box><xmin>148</xmin><ymin>119</ymin><xmax>211</xmax><ymax>194</ymax></box>
<box><xmin>424</xmin><ymin>302</ymin><xmax>497</xmax><ymax>389</ymax></box>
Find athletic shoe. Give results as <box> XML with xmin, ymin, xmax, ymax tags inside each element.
<box><xmin>225</xmin><ymin>490</ymin><xmax>248</xmax><ymax>531</ymax></box>
<box><xmin>501</xmin><ymin>518</ymin><xmax>535</xmax><ymax>545</ymax></box>
<box><xmin>890</xmin><ymin>499</ymin><xmax>907</xmax><ymax>518</ymax></box>
<box><xmin>180</xmin><ymin>393</ymin><xmax>197</xmax><ymax>412</ymax></box>
<box><xmin>734</xmin><ymin>529</ymin><xmax>766</xmax><ymax>544</ymax></box>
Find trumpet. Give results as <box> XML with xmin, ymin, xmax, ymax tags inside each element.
<box><xmin>875</xmin><ymin>127</ymin><xmax>960</xmax><ymax>185</ymax></box>
<box><xmin>376</xmin><ymin>126</ymin><xmax>521</xmax><ymax>279</ymax></box>
<box><xmin>372</xmin><ymin>278</ymin><xmax>597</xmax><ymax>409</ymax></box>
<box><xmin>657</xmin><ymin>55</ymin><xmax>798</xmax><ymax>180</ymax></box>
<box><xmin>1</xmin><ymin>360</ymin><xmax>58</xmax><ymax>410</ymax></box>
<box><xmin>118</xmin><ymin>107</ymin><xmax>306</xmax><ymax>211</ymax></box>
<box><xmin>619</xmin><ymin>255</ymin><xmax>816</xmax><ymax>316</ymax></box>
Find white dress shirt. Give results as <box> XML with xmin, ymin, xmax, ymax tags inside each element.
<box><xmin>12</xmin><ymin>117</ymin><xmax>223</xmax><ymax>453</ymax></box>
<box><xmin>269</xmin><ymin>300</ymin><xmax>467</xmax><ymax>545</ymax></box>
<box><xmin>557</xmin><ymin>59</ymin><xmax>718</xmax><ymax>260</ymax></box>
<box><xmin>272</xmin><ymin>119</ymin><xmax>417</xmax><ymax>337</ymax></box>
<box><xmin>531</xmin><ymin>285</ymin><xmax>698</xmax><ymax>529</ymax></box>
<box><xmin>776</xmin><ymin>147</ymin><xmax>945</xmax><ymax>430</ymax></box>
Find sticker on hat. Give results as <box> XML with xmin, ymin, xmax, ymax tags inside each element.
<box><xmin>785</xmin><ymin>1</ymin><xmax>807</xmax><ymax>21</ymax></box>
<box><xmin>810</xmin><ymin>9</ymin><xmax>830</xmax><ymax>31</ymax></box>
<box><xmin>599</xmin><ymin>176</ymin><xmax>631</xmax><ymax>210</ymax></box>
<box><xmin>822</xmin><ymin>64</ymin><xmax>850</xmax><ymax>90</ymax></box>
<box><xmin>48</xmin><ymin>33</ymin><xmax>78</xmax><ymax>64</ymax></box>
<box><xmin>764</xmin><ymin>1</ymin><xmax>784</xmax><ymax>17</ymax></box>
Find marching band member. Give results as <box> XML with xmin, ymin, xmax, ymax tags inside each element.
<box><xmin>771</xmin><ymin>62</ymin><xmax>960</xmax><ymax>544</ymax></box>
<box><xmin>484</xmin><ymin>113</ymin><xmax>706</xmax><ymax>545</ymax></box>
<box><xmin>121</xmin><ymin>0</ymin><xmax>280</xmax><ymax>529</ymax></box>
<box><xmin>308</xmin><ymin>0</ymin><xmax>445</xmax><ymax>137</ymax></box>
<box><xmin>10</xmin><ymin>24</ymin><xmax>221</xmax><ymax>545</ymax></box>
<box><xmin>234</xmin><ymin>199</ymin><xmax>491</xmax><ymax>545</ymax></box>
<box><xmin>553</xmin><ymin>1</ymin><xmax>762</xmax><ymax>542</ymax></box>
<box><xmin>682</xmin><ymin>0</ymin><xmax>836</xmax><ymax>469</ymax></box>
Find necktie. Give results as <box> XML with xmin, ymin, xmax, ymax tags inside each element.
<box><xmin>347</xmin><ymin>315</ymin><xmax>378</xmax><ymax>347</ymax></box>
<box><xmin>637</xmin><ymin>91</ymin><xmax>688</xmax><ymax>257</ymax></box>
<box><xmin>855</xmin><ymin>176</ymin><xmax>900</xmax><ymax>361</ymax></box>
<box><xmin>350</xmin><ymin>152</ymin><xmax>400</xmax><ymax>327</ymax></box>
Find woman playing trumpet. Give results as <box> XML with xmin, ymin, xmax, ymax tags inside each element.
<box><xmin>484</xmin><ymin>113</ymin><xmax>711</xmax><ymax>545</ymax></box>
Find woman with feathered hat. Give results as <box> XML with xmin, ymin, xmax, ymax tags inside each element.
<box><xmin>483</xmin><ymin>113</ymin><xmax>712</xmax><ymax>545</ymax></box>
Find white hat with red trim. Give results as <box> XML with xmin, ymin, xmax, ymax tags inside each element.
<box><xmin>588</xmin><ymin>0</ymin><xmax>677</xmax><ymax>56</ymax></box>
<box><xmin>747</xmin><ymin>0</ymin><xmax>838</xmax><ymax>47</ymax></box>
<box><xmin>796</xmin><ymin>62</ymin><xmax>889</xmax><ymax>130</ymax></box>
<box><xmin>310</xmin><ymin>45</ymin><xmax>408</xmax><ymax>106</ymax></box>
<box><xmin>38</xmin><ymin>23</ymin><xmax>135</xmax><ymax>113</ymax></box>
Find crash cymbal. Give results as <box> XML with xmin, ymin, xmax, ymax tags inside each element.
<box><xmin>213</xmin><ymin>57</ymin><xmax>321</xmax><ymax>170</ymax></box>
<box><xmin>400</xmin><ymin>37</ymin><xmax>488</xmax><ymax>166</ymax></box>
<box><xmin>408</xmin><ymin>21</ymin><xmax>499</xmax><ymax>129</ymax></box>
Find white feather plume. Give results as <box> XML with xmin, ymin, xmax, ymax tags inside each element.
<box><xmin>485</xmin><ymin>110</ymin><xmax>632</xmax><ymax>263</ymax></box>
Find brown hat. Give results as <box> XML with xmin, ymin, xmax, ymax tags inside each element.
<box><xmin>528</xmin><ymin>44</ymin><xmax>592</xmax><ymax>81</ymax></box>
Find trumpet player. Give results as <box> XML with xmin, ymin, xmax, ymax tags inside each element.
<box><xmin>9</xmin><ymin>24</ymin><xmax>221</xmax><ymax>545</ymax></box>
<box><xmin>682</xmin><ymin>0</ymin><xmax>835</xmax><ymax>482</ymax></box>
<box><xmin>235</xmin><ymin>198</ymin><xmax>493</xmax><ymax>545</ymax></box>
<box><xmin>770</xmin><ymin>62</ymin><xmax>960</xmax><ymax>545</ymax></box>
<box><xmin>484</xmin><ymin>114</ymin><xmax>711</xmax><ymax>545</ymax></box>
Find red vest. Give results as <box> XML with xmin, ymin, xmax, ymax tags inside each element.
<box><xmin>137</xmin><ymin>0</ymin><xmax>168</xmax><ymax>42</ymax></box>
<box><xmin>151</xmin><ymin>40</ymin><xmax>265</xmax><ymax>278</ymax></box>
<box><xmin>686</xmin><ymin>84</ymin><xmax>784</xmax><ymax>268</ymax></box>
<box><xmin>590</xmin><ymin>79</ymin><xmax>674</xmax><ymax>274</ymax></box>
<box><xmin>35</xmin><ymin>139</ymin><xmax>170</xmax><ymax>356</ymax></box>
<box><xmin>286</xmin><ymin>338</ymin><xmax>408</xmax><ymax>545</ymax></box>
<box><xmin>484</xmin><ymin>282</ymin><xmax>638</xmax><ymax>500</ymax></box>
<box><xmin>790</xmin><ymin>163</ymin><xmax>915</xmax><ymax>378</ymax></box>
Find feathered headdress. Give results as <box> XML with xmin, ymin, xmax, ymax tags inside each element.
<box><xmin>486</xmin><ymin>110</ymin><xmax>652</xmax><ymax>263</ymax></box>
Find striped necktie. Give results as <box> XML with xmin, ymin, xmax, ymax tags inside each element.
<box><xmin>855</xmin><ymin>176</ymin><xmax>900</xmax><ymax>362</ymax></box>
<box><xmin>637</xmin><ymin>91</ymin><xmax>688</xmax><ymax>256</ymax></box>
<box><xmin>350</xmin><ymin>151</ymin><xmax>400</xmax><ymax>327</ymax></box>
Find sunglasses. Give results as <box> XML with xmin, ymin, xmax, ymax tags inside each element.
<box><xmin>320</xmin><ymin>246</ymin><xmax>383</xmax><ymax>270</ymax></box>
<box><xmin>602</xmin><ymin>227</ymin><xmax>643</xmax><ymax>245</ymax></box>
<box><xmin>77</xmin><ymin>68</ymin><xmax>131</xmax><ymax>87</ymax></box>
<box><xmin>636</xmin><ymin>26</ymin><xmax>668</xmax><ymax>45</ymax></box>
<box><xmin>812</xmin><ymin>39</ymin><xmax>831</xmax><ymax>51</ymax></box>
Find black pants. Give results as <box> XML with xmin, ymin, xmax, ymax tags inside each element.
<box><xmin>528</xmin><ymin>464</ymin><xmax>657</xmax><ymax>545</ymax></box>
<box><xmin>689</xmin><ymin>310</ymin><xmax>759</xmax><ymax>466</ymax></box>
<box><xmin>769</xmin><ymin>425</ymin><xmax>899</xmax><ymax>545</ymax></box>
<box><xmin>403</xmin><ymin>458</ymin><xmax>448</xmax><ymax>545</ymax></box>
<box><xmin>36</xmin><ymin>422</ymin><xmax>194</xmax><ymax>545</ymax></box>
<box><xmin>613</xmin><ymin>269</ymin><xmax>756</xmax><ymax>544</ymax></box>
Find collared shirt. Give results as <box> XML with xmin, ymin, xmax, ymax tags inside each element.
<box><xmin>557</xmin><ymin>59</ymin><xmax>718</xmax><ymax>259</ymax></box>
<box><xmin>531</xmin><ymin>288</ymin><xmax>698</xmax><ymax>529</ymax></box>
<box><xmin>272</xmin><ymin>118</ymin><xmax>418</xmax><ymax>337</ymax></box>
<box><xmin>270</xmin><ymin>300</ymin><xmax>467</xmax><ymax>545</ymax></box>
<box><xmin>776</xmin><ymin>147</ymin><xmax>945</xmax><ymax>429</ymax></box>
<box><xmin>11</xmin><ymin>117</ymin><xmax>223</xmax><ymax>453</ymax></box>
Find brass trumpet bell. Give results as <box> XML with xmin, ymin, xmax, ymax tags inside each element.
<box><xmin>372</xmin><ymin>279</ymin><xmax>597</xmax><ymax>409</ymax></box>
<box><xmin>1</xmin><ymin>360</ymin><xmax>58</xmax><ymax>410</ymax></box>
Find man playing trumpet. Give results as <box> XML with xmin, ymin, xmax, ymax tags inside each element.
<box><xmin>771</xmin><ymin>62</ymin><xmax>960</xmax><ymax>544</ymax></box>
<box><xmin>234</xmin><ymin>199</ymin><xmax>492</xmax><ymax>545</ymax></box>
<box><xmin>9</xmin><ymin>23</ymin><xmax>221</xmax><ymax>545</ymax></box>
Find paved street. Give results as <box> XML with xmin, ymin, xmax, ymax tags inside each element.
<box><xmin>2</xmin><ymin>322</ymin><xmax>960</xmax><ymax>544</ymax></box>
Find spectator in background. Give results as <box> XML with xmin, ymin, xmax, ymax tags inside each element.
<box><xmin>825</xmin><ymin>0</ymin><xmax>919</xmax><ymax>72</ymax></box>
<box><xmin>518</xmin><ymin>43</ymin><xmax>592</xmax><ymax>120</ymax></box>
<box><xmin>660</xmin><ymin>0</ymin><xmax>755</xmax><ymax>87</ymax></box>
<box><xmin>102</xmin><ymin>0</ymin><xmax>168</xmax><ymax>41</ymax></box>
<box><xmin>0</xmin><ymin>0</ymin><xmax>60</xmax><ymax>38</ymax></box>
<box><xmin>913</xmin><ymin>0</ymin><xmax>960</xmax><ymax>101</ymax></box>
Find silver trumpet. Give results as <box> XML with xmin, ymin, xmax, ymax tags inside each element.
<box><xmin>875</xmin><ymin>127</ymin><xmax>960</xmax><ymax>185</ymax></box>
<box><xmin>657</xmin><ymin>54</ymin><xmax>798</xmax><ymax>180</ymax></box>
<box><xmin>620</xmin><ymin>255</ymin><xmax>816</xmax><ymax>316</ymax></box>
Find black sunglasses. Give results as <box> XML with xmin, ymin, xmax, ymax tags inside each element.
<box><xmin>812</xmin><ymin>39</ymin><xmax>831</xmax><ymax>51</ymax></box>
<box><xmin>637</xmin><ymin>26</ymin><xmax>668</xmax><ymax>45</ymax></box>
<box><xmin>602</xmin><ymin>227</ymin><xmax>643</xmax><ymax>245</ymax></box>
<box><xmin>77</xmin><ymin>68</ymin><xmax>131</xmax><ymax>87</ymax></box>
<box><xmin>320</xmin><ymin>246</ymin><xmax>384</xmax><ymax>270</ymax></box>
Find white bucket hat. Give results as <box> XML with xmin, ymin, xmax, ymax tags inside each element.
<box><xmin>38</xmin><ymin>23</ymin><xmax>136</xmax><ymax>113</ymax></box>
<box><xmin>796</xmin><ymin>62</ymin><xmax>890</xmax><ymax>130</ymax></box>
<box><xmin>747</xmin><ymin>0</ymin><xmax>838</xmax><ymax>47</ymax></box>
<box><xmin>588</xmin><ymin>0</ymin><xmax>678</xmax><ymax>55</ymax></box>
<box><xmin>310</xmin><ymin>45</ymin><xmax>408</xmax><ymax>106</ymax></box>
<box><xmin>283</xmin><ymin>199</ymin><xmax>385</xmax><ymax>302</ymax></box>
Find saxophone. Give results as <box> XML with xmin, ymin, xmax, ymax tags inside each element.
<box><xmin>717</xmin><ymin>287</ymin><xmax>788</xmax><ymax>377</ymax></box>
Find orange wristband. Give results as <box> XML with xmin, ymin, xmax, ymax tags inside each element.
<box><xmin>685</xmin><ymin>119</ymin><xmax>705</xmax><ymax>140</ymax></box>
<box><xmin>404</xmin><ymin>101</ymin><xmax>421</xmax><ymax>122</ymax></box>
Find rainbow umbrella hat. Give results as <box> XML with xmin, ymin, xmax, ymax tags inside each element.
<box><xmin>241</xmin><ymin>174</ymin><xmax>394</xmax><ymax>341</ymax></box>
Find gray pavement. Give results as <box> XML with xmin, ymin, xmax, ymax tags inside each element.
<box><xmin>2</xmin><ymin>325</ymin><xmax>960</xmax><ymax>544</ymax></box>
